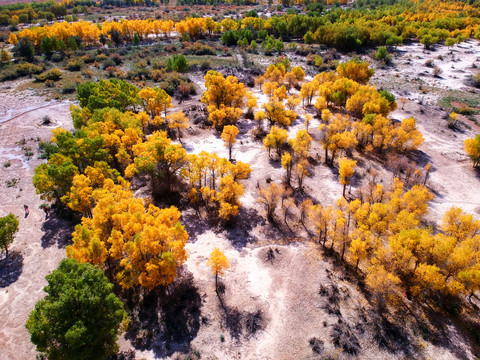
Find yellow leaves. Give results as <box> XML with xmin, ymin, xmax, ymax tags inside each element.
<box><xmin>464</xmin><ymin>135</ymin><xmax>480</xmax><ymax>167</ymax></box>
<box><xmin>263</xmin><ymin>101</ymin><xmax>296</xmax><ymax>127</ymax></box>
<box><xmin>177</xmin><ymin>17</ymin><xmax>208</xmax><ymax>39</ymax></box>
<box><xmin>61</xmin><ymin>174</ymin><xmax>93</xmax><ymax>215</ymax></box>
<box><xmin>138</xmin><ymin>87</ymin><xmax>172</xmax><ymax>118</ymax></box>
<box><xmin>263</xmin><ymin>126</ymin><xmax>288</xmax><ymax>157</ymax></box>
<box><xmin>68</xmin><ymin>177</ymin><xmax>189</xmax><ymax>290</ymax></box>
<box><xmin>221</xmin><ymin>125</ymin><xmax>239</xmax><ymax>161</ymax></box>
<box><xmin>165</xmin><ymin>110</ymin><xmax>189</xmax><ymax>138</ymax></box>
<box><xmin>202</xmin><ymin>71</ymin><xmax>247</xmax><ymax>109</ymax></box>
<box><xmin>67</xmin><ymin>223</ymin><xmax>108</xmax><ymax>266</ymax></box>
<box><xmin>314</xmin><ymin>96</ymin><xmax>327</xmax><ymax>115</ymax></box>
<box><xmin>365</xmin><ymin>264</ymin><xmax>402</xmax><ymax>300</ymax></box>
<box><xmin>389</xmin><ymin>117</ymin><xmax>424</xmax><ymax>151</ymax></box>
<box><xmin>208</xmin><ymin>105</ymin><xmax>243</xmax><ymax>129</ymax></box>
<box><xmin>8</xmin><ymin>33</ymin><xmax>18</xmax><ymax>45</ymax></box>
<box><xmin>338</xmin><ymin>157</ymin><xmax>357</xmax><ymax>186</ymax></box>
<box><xmin>289</xmin><ymin>130</ymin><xmax>312</xmax><ymax>160</ymax></box>
<box><xmin>441</xmin><ymin>206</ymin><xmax>480</xmax><ymax>241</ymax></box>
<box><xmin>336</xmin><ymin>59</ymin><xmax>374</xmax><ymax>84</ymax></box>
<box><xmin>207</xmin><ymin>248</ymin><xmax>230</xmax><ymax>277</ymax></box>
<box><xmin>218</xmin><ymin>201</ymin><xmax>239</xmax><ymax>220</ymax></box>
<box><xmin>291</xmin><ymin>66</ymin><xmax>305</xmax><ymax>82</ymax></box>
<box><xmin>299</xmin><ymin>81</ymin><xmax>316</xmax><ymax>106</ymax></box>
<box><xmin>257</xmin><ymin>182</ymin><xmax>285</xmax><ymax>219</ymax></box>
<box><xmin>264</xmin><ymin>64</ymin><xmax>285</xmax><ymax>83</ymax></box>
<box><xmin>220</xmin><ymin>125</ymin><xmax>239</xmax><ymax>146</ymax></box>
<box><xmin>221</xmin><ymin>18</ymin><xmax>238</xmax><ymax>31</ymax></box>
<box><xmin>262</xmin><ymin>81</ymin><xmax>279</xmax><ymax>100</ymax></box>
<box><xmin>219</xmin><ymin>174</ymin><xmax>244</xmax><ymax>204</ymax></box>
<box><xmin>246</xmin><ymin>92</ymin><xmax>258</xmax><ymax>112</ymax></box>
<box><xmin>414</xmin><ymin>263</ymin><xmax>446</xmax><ymax>291</ymax></box>
<box><xmin>281</xmin><ymin>152</ymin><xmax>292</xmax><ymax>170</ymax></box>
<box><xmin>286</xmin><ymin>95</ymin><xmax>301</xmax><ymax>110</ymax></box>
<box><xmin>184</xmin><ymin>152</ymin><xmax>250</xmax><ymax>221</ymax></box>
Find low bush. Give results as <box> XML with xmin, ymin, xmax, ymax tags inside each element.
<box><xmin>472</xmin><ymin>73</ymin><xmax>480</xmax><ymax>88</ymax></box>
<box><xmin>0</xmin><ymin>62</ymin><xmax>43</xmax><ymax>81</ymax></box>
<box><xmin>185</xmin><ymin>42</ymin><xmax>216</xmax><ymax>56</ymax></box>
<box><xmin>35</xmin><ymin>68</ymin><xmax>62</xmax><ymax>82</ymax></box>
<box><xmin>66</xmin><ymin>58</ymin><xmax>83</xmax><ymax>71</ymax></box>
<box><xmin>60</xmin><ymin>80</ymin><xmax>77</xmax><ymax>94</ymax></box>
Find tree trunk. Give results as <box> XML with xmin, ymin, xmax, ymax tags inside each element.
<box><xmin>343</xmin><ymin>183</ymin><xmax>347</xmax><ymax>198</ymax></box>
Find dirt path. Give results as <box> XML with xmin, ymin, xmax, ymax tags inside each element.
<box><xmin>0</xmin><ymin>102</ymin><xmax>69</xmax><ymax>125</ymax></box>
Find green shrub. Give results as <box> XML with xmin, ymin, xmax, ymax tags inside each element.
<box><xmin>375</xmin><ymin>46</ymin><xmax>391</xmax><ymax>63</ymax></box>
<box><xmin>166</xmin><ymin>54</ymin><xmax>190</xmax><ymax>73</ymax></box>
<box><xmin>13</xmin><ymin>37</ymin><xmax>35</xmax><ymax>61</ymax></box>
<box><xmin>127</xmin><ymin>64</ymin><xmax>151</xmax><ymax>80</ymax></box>
<box><xmin>51</xmin><ymin>53</ymin><xmax>64</xmax><ymax>62</ymax></box>
<box><xmin>185</xmin><ymin>42</ymin><xmax>216</xmax><ymax>56</ymax></box>
<box><xmin>101</xmin><ymin>58</ymin><xmax>115</xmax><ymax>70</ymax></box>
<box><xmin>0</xmin><ymin>62</ymin><xmax>43</xmax><ymax>81</ymax></box>
<box><xmin>35</xmin><ymin>68</ymin><xmax>62</xmax><ymax>82</ymax></box>
<box><xmin>61</xmin><ymin>80</ymin><xmax>77</xmax><ymax>94</ymax></box>
<box><xmin>66</xmin><ymin>58</ymin><xmax>84</xmax><ymax>71</ymax></box>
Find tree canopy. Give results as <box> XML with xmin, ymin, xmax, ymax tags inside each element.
<box><xmin>26</xmin><ymin>259</ymin><xmax>127</xmax><ymax>360</ymax></box>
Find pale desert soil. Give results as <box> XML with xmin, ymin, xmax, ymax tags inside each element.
<box><xmin>0</xmin><ymin>82</ymin><xmax>74</xmax><ymax>359</ymax></box>
<box><xmin>1</xmin><ymin>41</ymin><xmax>480</xmax><ymax>360</ymax></box>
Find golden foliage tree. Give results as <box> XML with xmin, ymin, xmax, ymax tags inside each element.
<box><xmin>221</xmin><ymin>125</ymin><xmax>239</xmax><ymax>161</ymax></box>
<box><xmin>338</xmin><ymin>157</ymin><xmax>357</xmax><ymax>198</ymax></box>
<box><xmin>263</xmin><ymin>126</ymin><xmax>288</xmax><ymax>158</ymax></box>
<box><xmin>464</xmin><ymin>135</ymin><xmax>480</xmax><ymax>167</ymax></box>
<box><xmin>207</xmin><ymin>247</ymin><xmax>230</xmax><ymax>295</ymax></box>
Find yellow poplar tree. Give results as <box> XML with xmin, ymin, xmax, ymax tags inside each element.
<box><xmin>338</xmin><ymin>157</ymin><xmax>357</xmax><ymax>198</ymax></box>
<box><xmin>464</xmin><ymin>135</ymin><xmax>480</xmax><ymax>167</ymax></box>
<box><xmin>165</xmin><ymin>110</ymin><xmax>189</xmax><ymax>140</ymax></box>
<box><xmin>207</xmin><ymin>247</ymin><xmax>230</xmax><ymax>293</ymax></box>
<box><xmin>221</xmin><ymin>125</ymin><xmax>239</xmax><ymax>161</ymax></box>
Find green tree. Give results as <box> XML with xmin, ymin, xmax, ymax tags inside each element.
<box><xmin>40</xmin><ymin>37</ymin><xmax>57</xmax><ymax>59</ymax></box>
<box><xmin>13</xmin><ymin>37</ymin><xmax>35</xmax><ymax>62</ymax></box>
<box><xmin>26</xmin><ymin>259</ymin><xmax>127</xmax><ymax>360</ymax></box>
<box><xmin>67</xmin><ymin>36</ymin><xmax>78</xmax><ymax>51</ymax></box>
<box><xmin>166</xmin><ymin>54</ymin><xmax>190</xmax><ymax>73</ymax></box>
<box><xmin>132</xmin><ymin>32</ymin><xmax>140</xmax><ymax>45</ymax></box>
<box><xmin>0</xmin><ymin>213</ymin><xmax>19</xmax><ymax>258</ymax></box>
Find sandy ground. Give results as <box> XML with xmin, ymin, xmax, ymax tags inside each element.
<box><xmin>1</xmin><ymin>41</ymin><xmax>480</xmax><ymax>360</ymax></box>
<box><xmin>0</xmin><ymin>82</ymin><xmax>74</xmax><ymax>359</ymax></box>
<box><xmin>372</xmin><ymin>39</ymin><xmax>480</xmax><ymax>220</ymax></box>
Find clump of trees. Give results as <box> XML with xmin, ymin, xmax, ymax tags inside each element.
<box><xmin>33</xmin><ymin>78</ymin><xmax>252</xmax><ymax>293</ymax></box>
<box><xmin>201</xmin><ymin>70</ymin><xmax>248</xmax><ymax>130</ymax></box>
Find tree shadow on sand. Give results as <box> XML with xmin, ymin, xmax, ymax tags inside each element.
<box><xmin>181</xmin><ymin>212</ymin><xmax>211</xmax><ymax>243</ymax></box>
<box><xmin>41</xmin><ymin>215</ymin><xmax>74</xmax><ymax>249</ymax></box>
<box><xmin>125</xmin><ymin>271</ymin><xmax>202</xmax><ymax>358</ymax></box>
<box><xmin>0</xmin><ymin>251</ymin><xmax>23</xmax><ymax>288</ymax></box>
<box><xmin>225</xmin><ymin>207</ymin><xmax>264</xmax><ymax>249</ymax></box>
